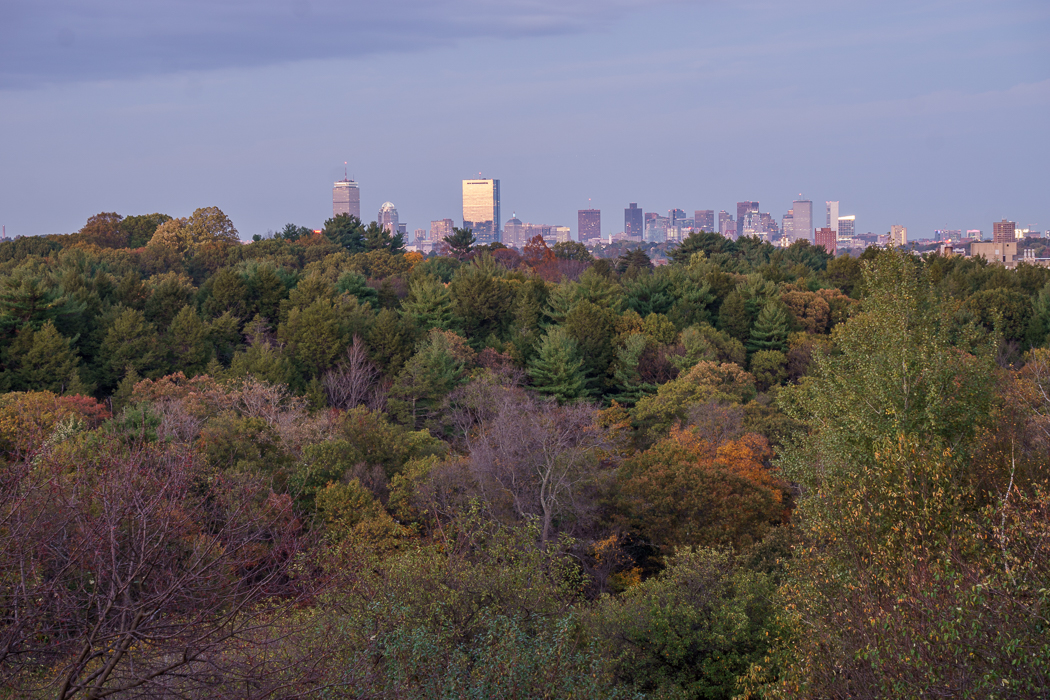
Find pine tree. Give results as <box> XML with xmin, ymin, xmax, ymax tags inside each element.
<box><xmin>527</xmin><ymin>327</ymin><xmax>590</xmax><ymax>404</ymax></box>
<box><xmin>99</xmin><ymin>308</ymin><xmax>161</xmax><ymax>391</ymax></box>
<box><xmin>165</xmin><ymin>306</ymin><xmax>211</xmax><ymax>376</ymax></box>
<box><xmin>717</xmin><ymin>291</ymin><xmax>750</xmax><ymax>342</ymax></box>
<box><xmin>387</xmin><ymin>332</ymin><xmax>467</xmax><ymax>428</ymax></box>
<box><xmin>19</xmin><ymin>321</ymin><xmax>79</xmax><ymax>393</ymax></box>
<box><xmin>747</xmin><ymin>300</ymin><xmax>790</xmax><ymax>354</ymax></box>
<box><xmin>611</xmin><ymin>333</ymin><xmax>657</xmax><ymax>407</ymax></box>
<box><xmin>402</xmin><ymin>275</ymin><xmax>454</xmax><ymax>332</ymax></box>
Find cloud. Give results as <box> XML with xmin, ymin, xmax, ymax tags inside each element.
<box><xmin>0</xmin><ymin>0</ymin><xmax>675</xmax><ymax>89</ymax></box>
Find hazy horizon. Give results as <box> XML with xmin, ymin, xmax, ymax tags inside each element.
<box><xmin>2</xmin><ymin>0</ymin><xmax>1047</xmax><ymax>240</ymax></box>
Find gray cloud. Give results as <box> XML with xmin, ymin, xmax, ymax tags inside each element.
<box><xmin>0</xmin><ymin>0</ymin><xmax>673</xmax><ymax>88</ymax></box>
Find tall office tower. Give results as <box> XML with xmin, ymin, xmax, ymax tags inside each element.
<box><xmin>742</xmin><ymin>211</ymin><xmax>765</xmax><ymax>238</ymax></box>
<box><xmin>430</xmin><ymin>218</ymin><xmax>454</xmax><ymax>242</ymax></box>
<box><xmin>645</xmin><ymin>216</ymin><xmax>669</xmax><ymax>243</ymax></box>
<box><xmin>837</xmin><ymin>215</ymin><xmax>855</xmax><ymax>239</ymax></box>
<box><xmin>333</xmin><ymin>178</ymin><xmax>361</xmax><ymax>220</ymax></box>
<box><xmin>378</xmin><ymin>202</ymin><xmax>399</xmax><ymax>234</ymax></box>
<box><xmin>760</xmin><ymin>212</ymin><xmax>778</xmax><ymax>238</ymax></box>
<box><xmin>413</xmin><ymin>228</ymin><xmax>426</xmax><ymax>243</ymax></box>
<box><xmin>793</xmin><ymin>199</ymin><xmax>813</xmax><ymax>241</ymax></box>
<box><xmin>815</xmin><ymin>227</ymin><xmax>837</xmax><ymax>255</ymax></box>
<box><xmin>578</xmin><ymin>209</ymin><xmax>601</xmax><ymax>244</ymax></box>
<box><xmin>890</xmin><ymin>224</ymin><xmax>908</xmax><ymax>247</ymax></box>
<box><xmin>736</xmin><ymin>201</ymin><xmax>759</xmax><ymax>237</ymax></box>
<box><xmin>503</xmin><ymin>215</ymin><xmax>524</xmax><ymax>248</ymax></box>
<box><xmin>669</xmin><ymin>209</ymin><xmax>687</xmax><ymax>226</ymax></box>
<box><xmin>826</xmin><ymin>201</ymin><xmax>840</xmax><ymax>233</ymax></box>
<box><xmin>967</xmin><ymin>229</ymin><xmax>983</xmax><ymax>241</ymax></box>
<box><xmin>553</xmin><ymin>226</ymin><xmax>572</xmax><ymax>243</ymax></box>
<box><xmin>719</xmin><ymin>211</ymin><xmax>735</xmax><ymax>238</ymax></box>
<box><xmin>462</xmin><ymin>178</ymin><xmax>501</xmax><ymax>244</ymax></box>
<box><xmin>625</xmin><ymin>203</ymin><xmax>644</xmax><ymax>238</ymax></box>
<box><xmin>782</xmin><ymin>210</ymin><xmax>794</xmax><ymax>240</ymax></box>
<box><xmin>993</xmin><ymin>218</ymin><xmax>1016</xmax><ymax>243</ymax></box>
<box><xmin>694</xmin><ymin>210</ymin><xmax>715</xmax><ymax>232</ymax></box>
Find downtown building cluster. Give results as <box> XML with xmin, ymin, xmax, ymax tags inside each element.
<box><xmin>333</xmin><ymin>174</ymin><xmax>1043</xmax><ymax>256</ymax></box>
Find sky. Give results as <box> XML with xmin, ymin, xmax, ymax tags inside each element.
<box><xmin>1</xmin><ymin>0</ymin><xmax>1048</xmax><ymax>241</ymax></box>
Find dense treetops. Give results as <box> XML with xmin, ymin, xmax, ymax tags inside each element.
<box><xmin>0</xmin><ymin>209</ymin><xmax>1047</xmax><ymax>698</ymax></box>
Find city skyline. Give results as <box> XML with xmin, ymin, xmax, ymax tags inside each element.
<box><xmin>1</xmin><ymin>1</ymin><xmax>1046</xmax><ymax>239</ymax></box>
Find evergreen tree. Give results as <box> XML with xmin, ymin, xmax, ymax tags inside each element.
<box><xmin>367</xmin><ymin>307</ymin><xmax>417</xmax><ymax>376</ymax></box>
<box><xmin>387</xmin><ymin>331</ymin><xmax>468</xmax><ymax>429</ymax></box>
<box><xmin>611</xmin><ymin>333</ymin><xmax>657</xmax><ymax>406</ymax></box>
<box><xmin>747</xmin><ymin>300</ymin><xmax>790</xmax><ymax>354</ymax></box>
<box><xmin>336</xmin><ymin>271</ymin><xmax>380</xmax><ymax>308</ymax></box>
<box><xmin>402</xmin><ymin>274</ymin><xmax>454</xmax><ymax>332</ymax></box>
<box><xmin>322</xmin><ymin>213</ymin><xmax>366</xmax><ymax>253</ymax></box>
<box><xmin>445</xmin><ymin>227</ymin><xmax>476</xmax><ymax>261</ymax></box>
<box><xmin>527</xmin><ymin>327</ymin><xmax>590</xmax><ymax>403</ymax></box>
<box><xmin>164</xmin><ymin>306</ymin><xmax>211</xmax><ymax>376</ymax></box>
<box><xmin>98</xmin><ymin>308</ymin><xmax>161</xmax><ymax>391</ymax></box>
<box><xmin>717</xmin><ymin>290</ymin><xmax>750</xmax><ymax>342</ymax></box>
<box><xmin>19</xmin><ymin>321</ymin><xmax>80</xmax><ymax>393</ymax></box>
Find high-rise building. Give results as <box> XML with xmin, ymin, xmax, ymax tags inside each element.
<box><xmin>378</xmin><ymin>202</ymin><xmax>399</xmax><ymax>234</ymax></box>
<box><xmin>826</xmin><ymin>201</ymin><xmax>839</xmax><ymax>234</ymax></box>
<box><xmin>793</xmin><ymin>199</ymin><xmax>813</xmax><ymax>242</ymax></box>
<box><xmin>966</xmin><ymin>229</ymin><xmax>983</xmax><ymax>241</ymax></box>
<box><xmin>624</xmin><ymin>203</ymin><xmax>643</xmax><ymax>238</ymax></box>
<box><xmin>890</xmin><ymin>224</ymin><xmax>907</xmax><ymax>247</ymax></box>
<box><xmin>578</xmin><ymin>209</ymin><xmax>601</xmax><ymax>244</ymax></box>
<box><xmin>719</xmin><ymin>211</ymin><xmax>735</xmax><ymax>238</ymax></box>
<box><xmin>645</xmin><ymin>216</ymin><xmax>669</xmax><ymax>243</ymax></box>
<box><xmin>333</xmin><ymin>178</ymin><xmax>360</xmax><ymax>220</ymax></box>
<box><xmin>669</xmin><ymin>209</ymin><xmax>687</xmax><ymax>226</ymax></box>
<box><xmin>993</xmin><ymin>218</ymin><xmax>1016</xmax><ymax>243</ymax></box>
<box><xmin>430</xmin><ymin>218</ymin><xmax>454</xmax><ymax>242</ymax></box>
<box><xmin>694</xmin><ymin>210</ymin><xmax>714</xmax><ymax>232</ymax></box>
<box><xmin>462</xmin><ymin>178</ymin><xmax>501</xmax><ymax>244</ymax></box>
<box><xmin>742</xmin><ymin>211</ymin><xmax>765</xmax><ymax>238</ymax></box>
<box><xmin>503</xmin><ymin>215</ymin><xmax>523</xmax><ymax>248</ymax></box>
<box><xmin>815</xmin><ymin>227</ymin><xmax>837</xmax><ymax>255</ymax></box>
<box><xmin>736</xmin><ymin>201</ymin><xmax>759</xmax><ymax>238</ymax></box>
<box><xmin>837</xmin><ymin>215</ymin><xmax>856</xmax><ymax>239</ymax></box>
<box><xmin>782</xmin><ymin>210</ymin><xmax>794</xmax><ymax>240</ymax></box>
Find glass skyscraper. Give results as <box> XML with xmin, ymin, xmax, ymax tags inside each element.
<box><xmin>792</xmin><ymin>199</ymin><xmax>813</xmax><ymax>242</ymax></box>
<box><xmin>462</xmin><ymin>179</ymin><xmax>501</xmax><ymax>244</ymax></box>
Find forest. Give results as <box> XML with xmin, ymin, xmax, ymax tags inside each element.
<box><xmin>0</xmin><ymin>207</ymin><xmax>1047</xmax><ymax>699</ymax></box>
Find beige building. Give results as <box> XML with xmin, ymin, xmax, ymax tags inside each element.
<box><xmin>969</xmin><ymin>241</ymin><xmax>1050</xmax><ymax>268</ymax></box>
<box><xmin>890</xmin><ymin>224</ymin><xmax>907</xmax><ymax>247</ymax></box>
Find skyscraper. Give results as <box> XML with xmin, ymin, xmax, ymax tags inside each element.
<box><xmin>837</xmin><ymin>215</ymin><xmax>855</xmax><ymax>239</ymax></box>
<box><xmin>719</xmin><ymin>211</ymin><xmax>735</xmax><ymax>238</ymax></box>
<box><xmin>736</xmin><ymin>201</ymin><xmax>759</xmax><ymax>238</ymax></box>
<box><xmin>782</xmin><ymin>210</ymin><xmax>794</xmax><ymax>240</ymax></box>
<box><xmin>333</xmin><ymin>178</ymin><xmax>360</xmax><ymax>220</ymax></box>
<box><xmin>462</xmin><ymin>178</ymin><xmax>501</xmax><ymax>244</ymax></box>
<box><xmin>503</xmin><ymin>214</ymin><xmax>523</xmax><ymax>248</ymax></box>
<box><xmin>792</xmin><ymin>199</ymin><xmax>813</xmax><ymax>242</ymax></box>
<box><xmin>694</xmin><ymin>210</ymin><xmax>714</xmax><ymax>232</ymax></box>
<box><xmin>993</xmin><ymin>218</ymin><xmax>1016</xmax><ymax>243</ymax></box>
<box><xmin>430</xmin><ymin>218</ymin><xmax>454</xmax><ymax>242</ymax></box>
<box><xmin>890</xmin><ymin>224</ymin><xmax>908</xmax><ymax>247</ymax></box>
<box><xmin>578</xmin><ymin>209</ymin><xmax>600</xmax><ymax>244</ymax></box>
<box><xmin>826</xmin><ymin>201</ymin><xmax>839</xmax><ymax>234</ymax></box>
<box><xmin>378</xmin><ymin>202</ymin><xmax>399</xmax><ymax>234</ymax></box>
<box><xmin>624</xmin><ymin>203</ymin><xmax>643</xmax><ymax>238</ymax></box>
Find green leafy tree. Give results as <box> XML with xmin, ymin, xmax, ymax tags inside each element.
<box><xmin>564</xmin><ymin>300</ymin><xmax>618</xmax><ymax>393</ymax></box>
<box><xmin>610</xmin><ymin>333</ymin><xmax>657</xmax><ymax>407</ymax></box>
<box><xmin>671</xmin><ymin>324</ymin><xmax>746</xmax><ymax>371</ymax></box>
<box><xmin>527</xmin><ymin>326</ymin><xmax>591</xmax><ymax>403</ymax></box>
<box><xmin>748</xmin><ymin>349</ymin><xmax>787</xmax><ymax>391</ymax></box>
<box><xmin>74</xmin><ymin>212</ymin><xmax>126</xmax><ymax>248</ymax></box>
<box><xmin>717</xmin><ymin>290</ymin><xmax>750</xmax><ymax>342</ymax></box>
<box><xmin>449</xmin><ymin>255</ymin><xmax>514</xmax><ymax>346</ymax></box>
<box><xmin>120</xmin><ymin>213</ymin><xmax>171</xmax><ymax>248</ymax></box>
<box><xmin>143</xmin><ymin>273</ymin><xmax>195</xmax><ymax>328</ymax></box>
<box><xmin>277</xmin><ymin>297</ymin><xmax>350</xmax><ymax>380</ymax></box>
<box><xmin>147</xmin><ymin>206</ymin><xmax>239</xmax><ymax>255</ymax></box>
<box><xmin>552</xmin><ymin>240</ymin><xmax>593</xmax><ymax>262</ymax></box>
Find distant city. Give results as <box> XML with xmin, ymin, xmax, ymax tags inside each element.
<box><xmin>329</xmin><ymin>173</ymin><xmax>1045</xmax><ymax>258</ymax></box>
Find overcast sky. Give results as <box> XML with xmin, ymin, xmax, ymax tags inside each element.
<box><xmin>1</xmin><ymin>0</ymin><xmax>1047</xmax><ymax>240</ymax></box>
